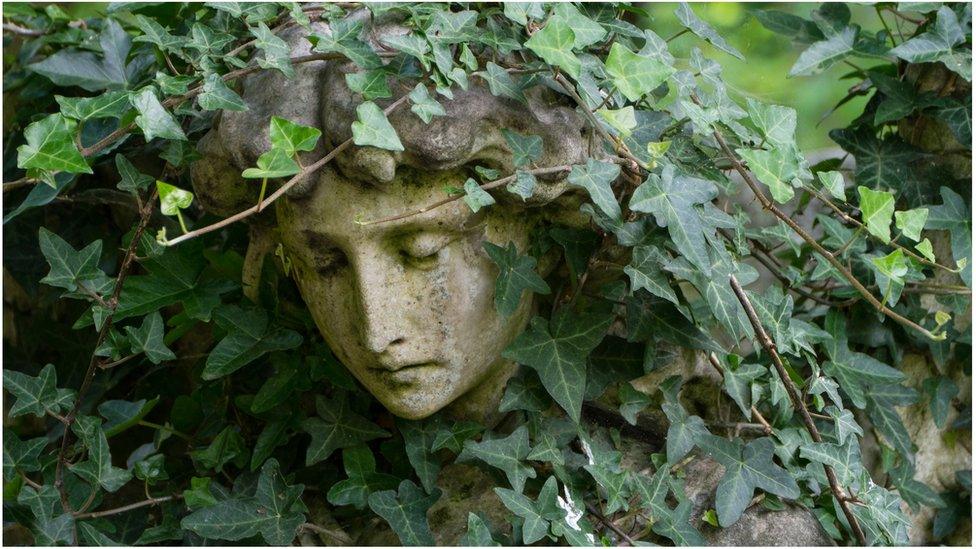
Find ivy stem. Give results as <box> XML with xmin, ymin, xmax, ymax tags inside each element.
<box><xmin>163</xmin><ymin>94</ymin><xmax>409</xmax><ymax>247</ymax></box>
<box><xmin>176</xmin><ymin>210</ymin><xmax>188</xmax><ymax>234</ymax></box>
<box><xmin>698</xmin><ymin>94</ymin><xmax>944</xmax><ymax>341</ymax></box>
<box><xmin>728</xmin><ymin>275</ymin><xmax>868</xmax><ymax>546</ymax></box>
<box><xmin>54</xmin><ymin>188</ymin><xmax>159</xmax><ymax>526</ymax></box>
<box><xmin>72</xmin><ymin>494</ymin><xmax>182</xmax><ymax>520</ymax></box>
<box><xmin>706</xmin><ymin>352</ymin><xmax>773</xmax><ymax>435</ymax></box>
<box><xmin>257</xmin><ymin>177</ymin><xmax>268</xmax><ymax>209</ymax></box>
<box><xmin>137</xmin><ymin>420</ymin><xmax>193</xmax><ymax>441</ymax></box>
<box><xmin>300</xmin><ymin>522</ymin><xmax>354</xmax><ymax>545</ymax></box>
<box><xmin>585</xmin><ymin>501</ymin><xmax>635</xmax><ymax>546</ymax></box>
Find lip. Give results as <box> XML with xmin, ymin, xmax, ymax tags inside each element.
<box><xmin>370</xmin><ymin>360</ymin><xmax>437</xmax><ymax>373</ymax></box>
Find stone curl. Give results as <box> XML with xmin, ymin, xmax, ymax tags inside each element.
<box><xmin>190</xmin><ymin>19</ymin><xmax>597</xmax><ymax>218</ymax></box>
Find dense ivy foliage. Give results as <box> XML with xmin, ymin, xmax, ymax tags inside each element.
<box><xmin>2</xmin><ymin>2</ymin><xmax>971</xmax><ymax>546</ymax></box>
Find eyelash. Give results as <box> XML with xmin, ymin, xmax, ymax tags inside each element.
<box><xmin>305</xmin><ymin>237</ymin><xmax>452</xmax><ymax>277</ymax></box>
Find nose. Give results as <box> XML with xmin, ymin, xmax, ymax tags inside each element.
<box><xmin>352</xmin><ymin>250</ymin><xmax>408</xmax><ymax>354</ymax></box>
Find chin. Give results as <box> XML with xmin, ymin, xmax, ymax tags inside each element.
<box><xmin>378</xmin><ymin>393</ymin><xmax>449</xmax><ymax>420</ymax></box>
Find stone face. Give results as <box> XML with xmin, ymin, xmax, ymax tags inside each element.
<box><xmin>191</xmin><ymin>20</ymin><xmax>592</xmax><ymax>421</ymax></box>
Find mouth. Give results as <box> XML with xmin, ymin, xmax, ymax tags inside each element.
<box><xmin>368</xmin><ymin>361</ymin><xmax>439</xmax><ymax>384</ymax></box>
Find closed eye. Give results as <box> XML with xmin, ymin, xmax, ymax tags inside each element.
<box><xmin>312</xmin><ymin>248</ymin><xmax>349</xmax><ymax>277</ymax></box>
<box><xmin>399</xmin><ymin>232</ymin><xmax>453</xmax><ymax>269</ymax></box>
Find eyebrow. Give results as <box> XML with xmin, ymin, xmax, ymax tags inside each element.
<box><xmin>300</xmin><ymin>211</ymin><xmax>483</xmax><ymax>247</ymax></box>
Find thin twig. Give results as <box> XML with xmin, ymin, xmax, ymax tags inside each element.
<box><xmin>73</xmin><ymin>495</ymin><xmax>182</xmax><ymax>520</ymax></box>
<box><xmin>300</xmin><ymin>522</ymin><xmax>354</xmax><ymax>545</ymax></box>
<box><xmin>164</xmin><ymin>94</ymin><xmax>410</xmax><ymax>247</ymax></box>
<box><xmin>728</xmin><ymin>275</ymin><xmax>867</xmax><ymax>546</ymax></box>
<box><xmin>698</xmin><ymin>95</ymin><xmax>943</xmax><ymax>341</ymax></box>
<box><xmin>98</xmin><ymin>353</ymin><xmax>140</xmax><ymax>370</ymax></box>
<box><xmin>3</xmin><ymin>177</ymin><xmax>40</xmax><ymax>192</ymax></box>
<box><xmin>3</xmin><ymin>22</ymin><xmax>45</xmax><ymax>36</ymax></box>
<box><xmin>55</xmin><ymin>189</ymin><xmax>159</xmax><ymax>518</ymax></box>
<box><xmin>585</xmin><ymin>502</ymin><xmax>635</xmax><ymax>546</ymax></box>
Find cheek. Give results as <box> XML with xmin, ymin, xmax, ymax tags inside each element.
<box><xmin>293</xmin><ymin>266</ymin><xmax>361</xmax><ymax>359</ymax></box>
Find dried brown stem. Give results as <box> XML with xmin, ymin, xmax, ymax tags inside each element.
<box><xmin>301</xmin><ymin>522</ymin><xmax>354</xmax><ymax>545</ymax></box>
<box><xmin>586</xmin><ymin>502</ymin><xmax>635</xmax><ymax>546</ymax></box>
<box><xmin>728</xmin><ymin>275</ymin><xmax>867</xmax><ymax>546</ymax></box>
<box><xmin>73</xmin><ymin>494</ymin><xmax>181</xmax><ymax>520</ymax></box>
<box><xmin>3</xmin><ymin>22</ymin><xmax>45</xmax><ymax>36</ymax></box>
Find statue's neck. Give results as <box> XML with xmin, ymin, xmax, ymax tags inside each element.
<box><xmin>444</xmin><ymin>358</ymin><xmax>517</xmax><ymax>427</ymax></box>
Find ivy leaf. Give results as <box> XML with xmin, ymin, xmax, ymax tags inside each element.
<box><xmin>346</xmin><ymin>69</ymin><xmax>392</xmax><ymax>101</ymax></box>
<box><xmin>824</xmin><ymin>351</ymin><xmax>904</xmax><ymax>409</ymax></box>
<box><xmin>818</xmin><ymin>170</ymin><xmax>846</xmax><ymax>201</ymax></box>
<box><xmin>380</xmin><ymin>33</ymin><xmax>431</xmax><ymax>64</ymax></box>
<box><xmin>483</xmin><ymin>241</ymin><xmax>550</xmax><ymax>318</ymax></box>
<box><xmin>493</xmin><ymin>476</ymin><xmax>564</xmax><ymax>544</ymax></box>
<box><xmin>597</xmin><ymin>106</ymin><xmax>637</xmax><ymax>137</ymax></box>
<box><xmin>922</xmin><ymin>376</ymin><xmax>958</xmax><ymax>429</ymax></box>
<box><xmin>3</xmin><ymin>432</ymin><xmax>48</xmax><ymax>481</ymax></box>
<box><xmin>675</xmin><ymin>2</ymin><xmax>744</xmax><ymax>59</ymax></box>
<box><xmin>430</xmin><ymin>421</ymin><xmax>483</xmax><ymax>454</ymax></box>
<box><xmin>351</xmin><ymin>101</ymin><xmax>404</xmax><ymax>151</ymax></box>
<box><xmin>507</xmin><ymin>171</ymin><xmax>536</xmax><ymax>201</ymax></box>
<box><xmin>327</xmin><ymin>445</ymin><xmax>399</xmax><ymax>509</ymax></box>
<box><xmin>826</xmin><ymin>406</ymin><xmax>863</xmax><ymax>443</ymax></box>
<box><xmin>458</xmin><ymin>425</ymin><xmax>535</xmax><ymax>493</ymax></box>
<box><xmin>567</xmin><ymin>159</ymin><xmax>622</xmax><ymax>221</ymax></box>
<box><xmin>408</xmin><ymin>83</ymin><xmax>446</xmax><ymax>124</ymax></box>
<box><xmin>56</xmin><ymin>91</ymin><xmax>131</xmax><ymax>121</ymax></box>
<box><xmin>367</xmin><ymin>480</ymin><xmax>441</xmax><ymax>546</ymax></box>
<box><xmin>830</xmin><ymin>127</ymin><xmax>920</xmax><ymax>193</ymax></box>
<box><xmin>871</xmin><ymin>249</ymin><xmax>909</xmax><ymax>306</ymax></box>
<box><xmin>723</xmin><ymin>362</ymin><xmax>765</xmax><ymax>419</ymax></box>
<box><xmin>866</xmin><ymin>395</ymin><xmax>914</xmax><ymax>459</ymax></box>
<box><xmin>124</xmin><ymin>311</ymin><xmax>176</xmax><ymax>364</ymax></box>
<box><xmin>181</xmin><ymin>499</ymin><xmax>266</xmax><ymax>542</ymax></box>
<box><xmin>269</xmin><ymin>116</ymin><xmax>322</xmax><ymax>156</ymax></box>
<box><xmin>661</xmin><ymin>401</ymin><xmax>709</xmax><ymax>464</ymax></box>
<box><xmin>427</xmin><ymin>10</ymin><xmax>478</xmax><ymax>44</ymax></box>
<box><xmin>251</xmin><ymin>22</ymin><xmax>295</xmax><ymax>77</ymax></box>
<box><xmin>618</xmin><ymin>382</ymin><xmax>652</xmax><ymax>425</ymax></box>
<box><xmin>736</xmin><ymin>147</ymin><xmax>798</xmax><ymax>203</ymax></box>
<box><xmin>745</xmin><ymin>98</ymin><xmax>797</xmax><ymax>148</ymax></box>
<box><xmin>931</xmin><ymin>98</ymin><xmax>972</xmax><ymax>145</ymax></box>
<box><xmin>624</xmin><ymin>245</ymin><xmax>679</xmax><ymax>306</ymax></box>
<box><xmin>69</xmin><ymin>416</ymin><xmax>132</xmax><ymax>492</ymax></box>
<box><xmin>203</xmin><ymin>305</ymin><xmax>302</xmax><ymax>379</ymax></box>
<box><xmin>503</xmin><ymin>311</ymin><xmax>613</xmax><ymax>422</ymax></box>
<box><xmin>551</xmin><ymin>3</ymin><xmax>606</xmax><ymax>49</ymax></box>
<box><xmin>462</xmin><ymin>178</ymin><xmax>496</xmax><ymax>213</ymax></box>
<box><xmin>788</xmin><ymin>25</ymin><xmax>855</xmax><ymax>77</ymax></box>
<box><xmin>462</xmin><ymin>513</ymin><xmax>501</xmax><ymax>546</ymax></box>
<box><xmin>99</xmin><ymin>397</ymin><xmax>159</xmax><ymax>438</ymax></box>
<box><xmin>199</xmin><ymin>73</ymin><xmax>247</xmax><ymax>112</ymax></box>
<box><xmin>927</xmin><ymin>186</ymin><xmax>971</xmax><ymax>286</ymax></box>
<box><xmin>604</xmin><ymin>43</ymin><xmax>674</xmax><ymax>102</ymax></box>
<box><xmin>700</xmin><ymin>435</ymin><xmax>800</xmax><ymax>526</ymax></box>
<box><xmin>499</xmin><ymin>370</ymin><xmax>550</xmax><ymax>413</ymax></box>
<box><xmin>28</xmin><ymin>19</ymin><xmax>132</xmax><ymax>91</ymax></box>
<box><xmin>629</xmin><ymin>164</ymin><xmax>719</xmax><ymax>275</ymax></box>
<box><xmin>132</xmin><ymin>14</ymin><xmax>182</xmax><ymax>52</ymax></box>
<box><xmin>115</xmin><ymin>155</ymin><xmax>154</xmax><ymax>193</ymax></box>
<box><xmin>399</xmin><ymin>418</ymin><xmax>442</xmax><ymax>493</ymax></box>
<box><xmin>156</xmin><ymin>181</ymin><xmax>194</xmax><ymax>219</ymax></box>
<box><xmin>799</xmin><ymin>438</ymin><xmax>864</xmax><ymax>486</ymax></box>
<box><xmin>241</xmin><ymin>148</ymin><xmax>300</xmax><ymax>179</ymax></box>
<box><xmin>858</xmin><ymin>186</ymin><xmax>895</xmax><ymax>242</ymax></box>
<box><xmin>183</xmin><ymin>477</ymin><xmax>218</xmax><ymax>510</ymax></box>
<box><xmin>133</xmin><ymin>453</ymin><xmax>168</xmax><ymax>484</ymax></box>
<box><xmin>889</xmin><ymin>6</ymin><xmax>971</xmax><ymax>81</ymax></box>
<box><xmin>131</xmin><ymin>87</ymin><xmax>187</xmax><ymax>142</ymax></box>
<box><xmin>501</xmin><ymin>129</ymin><xmax>543</xmax><ymax>168</ymax></box>
<box><xmin>254</xmin><ymin>458</ymin><xmax>306</xmax><ymax>545</ymax></box>
<box><xmin>17</xmin><ymin>114</ymin><xmax>91</xmax><ymax>176</ymax></box>
<box><xmin>38</xmin><ymin>227</ymin><xmax>110</xmax><ymax>295</ymax></box>
<box><xmin>524</xmin><ymin>18</ymin><xmax>580</xmax><ymax>79</ymax></box>
<box><xmin>191</xmin><ymin>426</ymin><xmax>246</xmax><ymax>472</ymax></box>
<box><xmin>310</xmin><ymin>19</ymin><xmax>382</xmax><ymax>70</ymax></box>
<box><xmin>302</xmin><ymin>394</ymin><xmax>388</xmax><ymax>465</ymax></box>
<box><xmin>479</xmin><ymin>62</ymin><xmax>526</xmax><ymax>103</ymax></box>
<box><xmin>3</xmin><ymin>364</ymin><xmax>73</xmax><ymax>418</ymax></box>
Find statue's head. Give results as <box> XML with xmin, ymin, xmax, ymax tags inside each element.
<box><xmin>191</xmin><ymin>20</ymin><xmax>594</xmax><ymax>419</ymax></box>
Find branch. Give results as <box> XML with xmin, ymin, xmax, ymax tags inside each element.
<box><xmin>163</xmin><ymin>94</ymin><xmax>410</xmax><ymax>247</ymax></box>
<box><xmin>3</xmin><ymin>22</ymin><xmax>45</xmax><ymax>36</ymax></box>
<box><xmin>73</xmin><ymin>494</ymin><xmax>181</xmax><ymax>520</ymax></box>
<box><xmin>55</xmin><ymin>189</ymin><xmax>159</xmax><ymax>517</ymax></box>
<box><xmin>300</xmin><ymin>522</ymin><xmax>353</xmax><ymax>545</ymax></box>
<box><xmin>728</xmin><ymin>275</ymin><xmax>867</xmax><ymax>546</ymax></box>
<box><xmin>699</xmin><ymin>96</ymin><xmax>944</xmax><ymax>341</ymax></box>
<box><xmin>585</xmin><ymin>502</ymin><xmax>635</xmax><ymax>546</ymax></box>
<box><xmin>359</xmin><ymin>164</ymin><xmax>575</xmax><ymax>225</ymax></box>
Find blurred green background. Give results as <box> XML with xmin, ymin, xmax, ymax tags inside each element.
<box><xmin>40</xmin><ymin>2</ymin><xmax>888</xmax><ymax>150</ymax></box>
<box><xmin>642</xmin><ymin>2</ymin><xmax>892</xmax><ymax>150</ymax></box>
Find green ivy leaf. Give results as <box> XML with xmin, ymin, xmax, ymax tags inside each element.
<box><xmin>675</xmin><ymin>2</ymin><xmax>744</xmax><ymax>59</ymax></box>
<box><xmin>788</xmin><ymin>25</ymin><xmax>855</xmax><ymax>77</ymax></box>
<box><xmin>700</xmin><ymin>435</ymin><xmax>800</xmax><ymax>526</ymax></box>
<box><xmin>17</xmin><ymin>114</ymin><xmax>91</xmax><ymax>176</ymax></box>
<box><xmin>132</xmin><ymin>87</ymin><xmax>187</xmax><ymax>142</ymax></box>
<box><xmin>493</xmin><ymin>476</ymin><xmax>564</xmax><ymax>544</ymax></box>
<box><xmin>56</xmin><ymin>91</ymin><xmax>131</xmax><ymax>121</ymax></box>
<box><xmin>604</xmin><ymin>43</ymin><xmax>674</xmax><ymax>102</ymax></box>
<box><xmin>480</xmin><ymin>62</ymin><xmax>526</xmax><ymax>103</ymax></box>
<box><xmin>596</xmin><ymin>106</ymin><xmax>637</xmax><ymax>137</ymax></box>
<box><xmin>302</xmin><ymin>394</ymin><xmax>388</xmax><ymax>466</ymax></box>
<box><xmin>507</xmin><ymin>171</ymin><xmax>536</xmax><ymax>200</ymax></box>
<box><xmin>818</xmin><ymin>170</ymin><xmax>846</xmax><ymax>201</ymax></box>
<box><xmin>251</xmin><ymin>22</ymin><xmax>295</xmax><ymax>77</ymax></box>
<box><xmin>922</xmin><ymin>376</ymin><xmax>959</xmax><ymax>429</ymax></box>
<box><xmin>203</xmin><ymin>305</ymin><xmax>302</xmax><ymax>379</ymax></box>
<box><xmin>115</xmin><ymin>155</ymin><xmax>154</xmax><ymax>193</ymax></box>
<box><xmin>501</xmin><ymin>129</ymin><xmax>543</xmax><ymax>168</ymax></box>
<box><xmin>268</xmin><ymin>116</ymin><xmax>322</xmax><ymax>156</ymax></box>
<box><xmin>745</xmin><ymin>98</ymin><xmax>797</xmax><ymax>148</ymax></box>
<box><xmin>69</xmin><ymin>416</ymin><xmax>133</xmax><ymax>492</ymax></box>
<box><xmin>624</xmin><ymin>245</ymin><xmax>680</xmax><ymax>306</ymax></box>
<box><xmin>351</xmin><ymin>101</ymin><xmax>404</xmax><ymax>151</ymax></box>
<box><xmin>132</xmin><ymin>14</ymin><xmax>182</xmax><ymax>52</ymax></box>
<box><xmin>462</xmin><ymin>178</ymin><xmax>496</xmax><ymax>213</ymax></box>
<box><xmin>327</xmin><ymin>445</ymin><xmax>399</xmax><ymax>509</ymax></box>
<box><xmin>458</xmin><ymin>425</ymin><xmax>535</xmax><ymax>494</ymax></box>
<box><xmin>407</xmin><ymin>83</ymin><xmax>446</xmax><ymax>124</ymax></box>
<box><xmin>38</xmin><ymin>227</ymin><xmax>111</xmax><ymax>295</ymax></box>
<box><xmin>567</xmin><ymin>159</ymin><xmax>622</xmax><ymax>221</ymax></box>
<box><xmin>28</xmin><ymin>19</ymin><xmax>132</xmax><ymax>91</ymax></box>
<box><xmin>858</xmin><ymin>186</ymin><xmax>895</xmax><ymax>242</ymax></box>
<box><xmin>191</xmin><ymin>425</ymin><xmax>246</xmax><ymax>472</ymax></box>
<box><xmin>199</xmin><ymin>73</ymin><xmax>248</xmax><ymax>111</ymax></box>
<box><xmin>3</xmin><ymin>364</ymin><xmax>73</xmax><ymax>419</ymax></box>
<box><xmin>3</xmin><ymin>432</ymin><xmax>48</xmax><ymax>481</ymax></box>
<box><xmin>629</xmin><ymin>164</ymin><xmax>719</xmax><ymax>275</ymax></box>
<box><xmin>722</xmin><ymin>361</ymin><xmax>765</xmax><ymax>419</ymax></box>
<box><xmin>462</xmin><ymin>513</ymin><xmax>501</xmax><ymax>546</ymax></box>
<box><xmin>927</xmin><ymin>186</ymin><xmax>971</xmax><ymax>286</ymax></box>
<box><xmin>346</xmin><ymin>69</ymin><xmax>392</xmax><ymax>101</ymax></box>
<box><xmin>367</xmin><ymin>480</ymin><xmax>441</xmax><ymax>546</ymax></box>
<box><xmin>241</xmin><ymin>148</ymin><xmax>300</xmax><ymax>179</ymax></box>
<box><xmin>889</xmin><ymin>6</ymin><xmax>971</xmax><ymax>81</ymax></box>
<box><xmin>736</xmin><ymin>147</ymin><xmax>798</xmax><ymax>203</ymax></box>
<box><xmin>503</xmin><ymin>311</ymin><xmax>613</xmax><ymax>422</ymax></box>
<box><xmin>524</xmin><ymin>18</ymin><xmax>580</xmax><ymax>79</ymax></box>
<box><xmin>399</xmin><ymin>418</ymin><xmax>442</xmax><ymax>494</ymax></box>
<box><xmin>156</xmin><ymin>180</ymin><xmax>194</xmax><ymax>216</ymax></box>
<box><xmin>483</xmin><ymin>241</ymin><xmax>550</xmax><ymax>318</ymax></box>
<box><xmin>133</xmin><ymin>453</ymin><xmax>169</xmax><ymax>484</ymax></box>
<box><xmin>830</xmin><ymin>127</ymin><xmax>920</xmax><ymax>195</ymax></box>
<box><xmin>124</xmin><ymin>311</ymin><xmax>176</xmax><ymax>364</ymax></box>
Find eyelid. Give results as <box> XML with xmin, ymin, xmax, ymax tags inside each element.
<box><xmin>400</xmin><ymin>232</ymin><xmax>453</xmax><ymax>258</ymax></box>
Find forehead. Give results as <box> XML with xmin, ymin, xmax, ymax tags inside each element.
<box><xmin>281</xmin><ymin>165</ymin><xmax>476</xmax><ymax>243</ymax></box>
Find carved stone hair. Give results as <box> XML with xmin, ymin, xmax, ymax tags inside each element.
<box><xmin>189</xmin><ymin>15</ymin><xmax>598</xmax><ymax>219</ymax></box>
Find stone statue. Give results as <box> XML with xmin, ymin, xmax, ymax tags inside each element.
<box><xmin>191</xmin><ymin>16</ymin><xmax>833</xmax><ymax>546</ymax></box>
<box><xmin>191</xmin><ymin>18</ymin><xmax>592</xmax><ymax>423</ymax></box>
